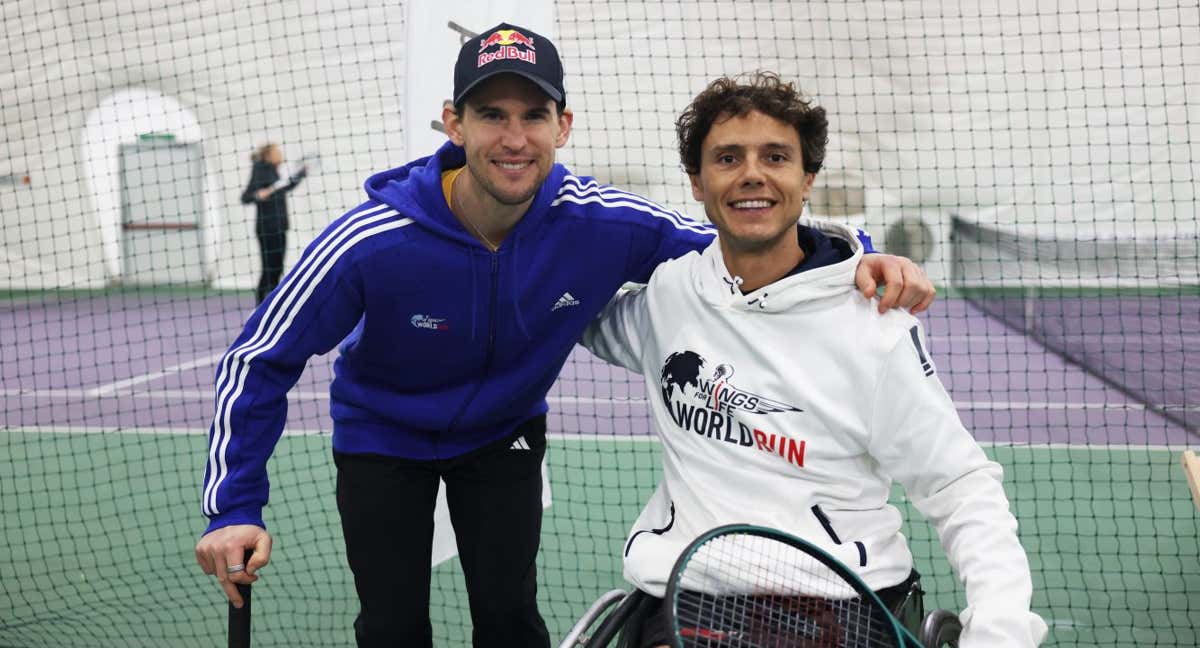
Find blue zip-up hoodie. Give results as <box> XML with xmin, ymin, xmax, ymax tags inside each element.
<box><xmin>200</xmin><ymin>141</ymin><xmax>720</xmax><ymax>532</ymax></box>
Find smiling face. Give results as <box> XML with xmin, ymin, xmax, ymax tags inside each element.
<box><xmin>689</xmin><ymin>109</ymin><xmax>816</xmax><ymax>256</ymax></box>
<box><xmin>444</xmin><ymin>74</ymin><xmax>572</xmax><ymax>209</ymax></box>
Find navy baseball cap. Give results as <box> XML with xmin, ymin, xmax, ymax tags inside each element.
<box><xmin>453</xmin><ymin>22</ymin><xmax>565</xmax><ymax>106</ymax></box>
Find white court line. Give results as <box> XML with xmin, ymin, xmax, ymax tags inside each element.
<box><xmin>549</xmin><ymin>436</ymin><xmax>1196</xmax><ymax>451</ymax></box>
<box><xmin>2</xmin><ymin>389</ymin><xmax>1195</xmax><ymax>412</ymax></box>
<box><xmin>0</xmin><ymin>389</ymin><xmax>327</xmax><ymax>400</ymax></box>
<box><xmin>84</xmin><ymin>353</ymin><xmax>226</xmax><ymax>397</ymax></box>
<box><xmin>930</xmin><ymin>334</ymin><xmax>1200</xmax><ymax>345</ymax></box>
<box><xmin>43</xmin><ymin>330</ymin><xmax>1199</xmax><ymax>398</ymax></box>
<box><xmin>555</xmin><ymin>396</ymin><xmax>1200</xmax><ymax>412</ymax></box>
<box><xmin>958</xmin><ymin>401</ymin><xmax>1200</xmax><ymax>412</ymax></box>
<box><xmin>0</xmin><ymin>389</ymin><xmax>326</xmax><ymax>399</ymax></box>
<box><xmin>0</xmin><ymin>425</ymin><xmax>1194</xmax><ymax>452</ymax></box>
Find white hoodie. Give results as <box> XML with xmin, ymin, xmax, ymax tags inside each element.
<box><xmin>581</xmin><ymin>219</ymin><xmax>1047</xmax><ymax>648</ymax></box>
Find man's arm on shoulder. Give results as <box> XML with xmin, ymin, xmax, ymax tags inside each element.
<box><xmin>855</xmin><ymin>252</ymin><xmax>936</xmax><ymax>314</ymax></box>
<box><xmin>573</xmin><ymin>182</ymin><xmax>715</xmax><ymax>282</ymax></box>
<box><xmin>580</xmin><ymin>285</ymin><xmax>649</xmax><ymax>372</ymax></box>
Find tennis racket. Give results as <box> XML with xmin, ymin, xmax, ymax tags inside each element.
<box><xmin>228</xmin><ymin>549</ymin><xmax>253</xmax><ymax>648</ymax></box>
<box><xmin>667</xmin><ymin>524</ymin><xmax>922</xmax><ymax>648</ymax></box>
<box><xmin>297</xmin><ymin>153</ymin><xmax>322</xmax><ymax>176</ymax></box>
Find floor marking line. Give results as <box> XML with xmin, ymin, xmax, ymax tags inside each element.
<box><xmin>84</xmin><ymin>353</ymin><xmax>225</xmax><ymax>397</ymax></box>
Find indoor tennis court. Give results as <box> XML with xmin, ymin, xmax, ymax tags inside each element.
<box><xmin>2</xmin><ymin>1</ymin><xmax>1198</xmax><ymax>647</ymax></box>
<box><xmin>2</xmin><ymin>291</ymin><xmax>1196</xmax><ymax>646</ymax></box>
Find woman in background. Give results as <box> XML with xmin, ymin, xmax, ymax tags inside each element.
<box><xmin>242</xmin><ymin>143</ymin><xmax>306</xmax><ymax>304</ymax></box>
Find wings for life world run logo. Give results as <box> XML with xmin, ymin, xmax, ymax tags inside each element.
<box><xmin>660</xmin><ymin>351</ymin><xmax>808</xmax><ymax>471</ymax></box>
<box><xmin>477</xmin><ymin>28</ymin><xmax>536</xmax><ymax>67</ymax></box>
<box><xmin>410</xmin><ymin>314</ymin><xmax>448</xmax><ymax>331</ymax></box>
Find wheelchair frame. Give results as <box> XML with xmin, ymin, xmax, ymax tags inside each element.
<box><xmin>559</xmin><ymin>585</ymin><xmax>963</xmax><ymax>648</ymax></box>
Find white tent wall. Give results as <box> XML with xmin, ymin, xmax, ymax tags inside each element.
<box><xmin>1</xmin><ymin>0</ymin><xmax>407</xmax><ymax>290</ymax></box>
<box><xmin>1</xmin><ymin>1</ymin><xmax>1197</xmax><ymax>290</ymax></box>
<box><xmin>555</xmin><ymin>1</ymin><xmax>1199</xmax><ymax>284</ymax></box>
<box><xmin>403</xmin><ymin>3</ymin><xmax>556</xmax><ymax>161</ymax></box>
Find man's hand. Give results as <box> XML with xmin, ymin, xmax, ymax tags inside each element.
<box><xmin>855</xmin><ymin>253</ymin><xmax>936</xmax><ymax>314</ymax></box>
<box><xmin>195</xmin><ymin>524</ymin><xmax>273</xmax><ymax>608</ymax></box>
<box><xmin>254</xmin><ymin>187</ymin><xmax>273</xmax><ymax>201</ymax></box>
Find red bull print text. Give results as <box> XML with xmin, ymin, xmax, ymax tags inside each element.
<box><xmin>477</xmin><ymin>29</ymin><xmax>537</xmax><ymax>66</ymax></box>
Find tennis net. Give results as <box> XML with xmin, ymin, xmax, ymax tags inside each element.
<box><xmin>950</xmin><ymin>215</ymin><xmax>1200</xmax><ymax>431</ymax></box>
<box><xmin>3</xmin><ymin>1</ymin><xmax>1200</xmax><ymax>647</ymax></box>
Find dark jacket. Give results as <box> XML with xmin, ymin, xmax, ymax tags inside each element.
<box><xmin>202</xmin><ymin>140</ymin><xmax>717</xmax><ymax>532</ymax></box>
<box><xmin>241</xmin><ymin>160</ymin><xmax>306</xmax><ymax>230</ymax></box>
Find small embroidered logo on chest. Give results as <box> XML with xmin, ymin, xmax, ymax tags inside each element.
<box><xmin>552</xmin><ymin>292</ymin><xmax>581</xmax><ymax>311</ymax></box>
<box><xmin>410</xmin><ymin>314</ymin><xmax>449</xmax><ymax>331</ymax></box>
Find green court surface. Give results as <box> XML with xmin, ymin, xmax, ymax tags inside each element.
<box><xmin>1</xmin><ymin>432</ymin><xmax>1198</xmax><ymax>647</ymax></box>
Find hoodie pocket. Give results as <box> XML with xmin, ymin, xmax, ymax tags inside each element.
<box><xmin>624</xmin><ymin>501</ymin><xmax>676</xmax><ymax>557</ymax></box>
<box><xmin>810</xmin><ymin>504</ymin><xmax>867</xmax><ymax>567</ymax></box>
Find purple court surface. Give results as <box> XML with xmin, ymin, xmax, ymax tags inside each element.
<box><xmin>1</xmin><ymin>293</ymin><xmax>1195</xmax><ymax>446</ymax></box>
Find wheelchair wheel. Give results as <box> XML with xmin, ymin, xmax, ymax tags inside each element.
<box><xmin>918</xmin><ymin>609</ymin><xmax>963</xmax><ymax>648</ymax></box>
<box><xmin>559</xmin><ymin>589</ymin><xmax>650</xmax><ymax>648</ymax></box>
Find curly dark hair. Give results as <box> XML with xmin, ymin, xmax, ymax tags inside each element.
<box><xmin>676</xmin><ymin>72</ymin><xmax>828</xmax><ymax>176</ymax></box>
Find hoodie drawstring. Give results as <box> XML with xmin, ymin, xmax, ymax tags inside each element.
<box><xmin>722</xmin><ymin>275</ymin><xmax>744</xmax><ymax>295</ymax></box>
<box><xmin>724</xmin><ymin>270</ymin><xmax>767</xmax><ymax>309</ymax></box>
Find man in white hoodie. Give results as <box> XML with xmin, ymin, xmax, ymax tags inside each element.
<box><xmin>581</xmin><ymin>72</ymin><xmax>1047</xmax><ymax>648</ymax></box>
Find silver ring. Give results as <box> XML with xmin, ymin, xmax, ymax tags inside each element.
<box><xmin>226</xmin><ymin>563</ymin><xmax>245</xmax><ymax>574</ymax></box>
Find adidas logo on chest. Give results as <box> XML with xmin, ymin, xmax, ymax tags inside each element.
<box><xmin>552</xmin><ymin>292</ymin><xmax>581</xmax><ymax>311</ymax></box>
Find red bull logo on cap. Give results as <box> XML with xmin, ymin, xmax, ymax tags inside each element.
<box><xmin>477</xmin><ymin>29</ymin><xmax>537</xmax><ymax>67</ymax></box>
<box><xmin>479</xmin><ymin>29</ymin><xmax>536</xmax><ymax>52</ymax></box>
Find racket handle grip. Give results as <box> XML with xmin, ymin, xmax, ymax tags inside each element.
<box><xmin>228</xmin><ymin>550</ymin><xmax>253</xmax><ymax>648</ymax></box>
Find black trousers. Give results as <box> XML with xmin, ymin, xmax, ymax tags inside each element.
<box><xmin>255</xmin><ymin>218</ymin><xmax>286</xmax><ymax>305</ymax></box>
<box><xmin>334</xmin><ymin>417</ymin><xmax>550</xmax><ymax>648</ymax></box>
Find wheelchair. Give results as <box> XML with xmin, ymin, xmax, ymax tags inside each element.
<box><xmin>559</xmin><ymin>579</ymin><xmax>963</xmax><ymax>648</ymax></box>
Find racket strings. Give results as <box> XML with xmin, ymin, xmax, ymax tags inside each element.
<box><xmin>673</xmin><ymin>532</ymin><xmax>898</xmax><ymax>647</ymax></box>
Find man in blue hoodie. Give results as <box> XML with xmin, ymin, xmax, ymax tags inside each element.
<box><xmin>195</xmin><ymin>22</ymin><xmax>936</xmax><ymax>648</ymax></box>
